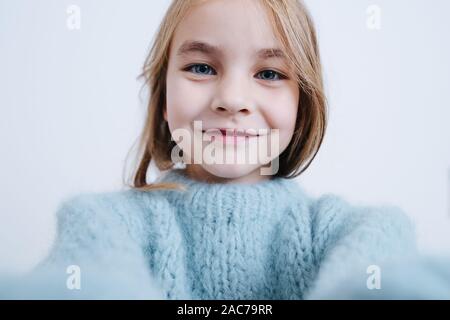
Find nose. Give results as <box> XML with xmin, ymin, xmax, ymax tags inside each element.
<box><xmin>214</xmin><ymin>104</ymin><xmax>251</xmax><ymax>116</ymax></box>
<box><xmin>210</xmin><ymin>70</ymin><xmax>254</xmax><ymax>117</ymax></box>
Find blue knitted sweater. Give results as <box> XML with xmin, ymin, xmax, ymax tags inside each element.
<box><xmin>1</xmin><ymin>169</ymin><xmax>425</xmax><ymax>299</ymax></box>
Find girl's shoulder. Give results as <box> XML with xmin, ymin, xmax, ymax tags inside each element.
<box><xmin>54</xmin><ymin>189</ymin><xmax>175</xmax><ymax>244</ymax></box>
<box><xmin>56</xmin><ymin>188</ymin><xmax>171</xmax><ymax>217</ymax></box>
<box><xmin>308</xmin><ymin>192</ymin><xmax>415</xmax><ymax>236</ymax></box>
<box><xmin>283</xmin><ymin>183</ymin><xmax>416</xmax><ymax>246</ymax></box>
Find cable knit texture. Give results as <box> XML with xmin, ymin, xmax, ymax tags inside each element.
<box><xmin>0</xmin><ymin>169</ymin><xmax>424</xmax><ymax>299</ymax></box>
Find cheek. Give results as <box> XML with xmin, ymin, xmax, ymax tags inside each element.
<box><xmin>262</xmin><ymin>86</ymin><xmax>299</xmax><ymax>149</ymax></box>
<box><xmin>166</xmin><ymin>74</ymin><xmax>209</xmax><ymax>129</ymax></box>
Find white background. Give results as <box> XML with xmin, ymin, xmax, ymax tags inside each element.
<box><xmin>1</xmin><ymin>0</ymin><xmax>449</xmax><ymax>273</ymax></box>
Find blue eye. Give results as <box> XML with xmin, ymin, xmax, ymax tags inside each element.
<box><xmin>184</xmin><ymin>64</ymin><xmax>286</xmax><ymax>81</ymax></box>
<box><xmin>257</xmin><ymin>70</ymin><xmax>286</xmax><ymax>81</ymax></box>
<box><xmin>185</xmin><ymin>64</ymin><xmax>216</xmax><ymax>76</ymax></box>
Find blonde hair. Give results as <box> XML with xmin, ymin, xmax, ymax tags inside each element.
<box><xmin>128</xmin><ymin>0</ymin><xmax>327</xmax><ymax>191</ymax></box>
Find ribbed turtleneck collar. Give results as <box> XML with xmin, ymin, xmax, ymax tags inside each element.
<box><xmin>151</xmin><ymin>169</ymin><xmax>302</xmax><ymax>236</ymax></box>
<box><xmin>155</xmin><ymin>168</ymin><xmax>303</xmax><ymax>223</ymax></box>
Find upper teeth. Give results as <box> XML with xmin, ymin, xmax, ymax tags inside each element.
<box><xmin>202</xmin><ymin>129</ymin><xmax>259</xmax><ymax>137</ymax></box>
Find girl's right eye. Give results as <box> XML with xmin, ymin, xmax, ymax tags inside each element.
<box><xmin>184</xmin><ymin>64</ymin><xmax>217</xmax><ymax>76</ymax></box>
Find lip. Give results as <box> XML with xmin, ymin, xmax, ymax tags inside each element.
<box><xmin>201</xmin><ymin>128</ymin><xmax>266</xmax><ymax>145</ymax></box>
<box><xmin>201</xmin><ymin>128</ymin><xmax>263</xmax><ymax>137</ymax></box>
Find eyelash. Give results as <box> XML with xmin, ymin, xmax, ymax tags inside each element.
<box><xmin>182</xmin><ymin>63</ymin><xmax>288</xmax><ymax>81</ymax></box>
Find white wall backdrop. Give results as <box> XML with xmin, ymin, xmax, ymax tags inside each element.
<box><xmin>1</xmin><ymin>0</ymin><xmax>449</xmax><ymax>273</ymax></box>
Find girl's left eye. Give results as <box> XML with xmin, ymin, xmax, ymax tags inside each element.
<box><xmin>256</xmin><ymin>69</ymin><xmax>287</xmax><ymax>81</ymax></box>
<box><xmin>183</xmin><ymin>64</ymin><xmax>287</xmax><ymax>81</ymax></box>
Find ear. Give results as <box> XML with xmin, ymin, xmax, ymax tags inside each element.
<box><xmin>163</xmin><ymin>107</ymin><xmax>167</xmax><ymax>122</ymax></box>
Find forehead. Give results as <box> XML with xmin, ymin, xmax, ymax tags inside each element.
<box><xmin>170</xmin><ymin>0</ymin><xmax>283</xmax><ymax>60</ymax></box>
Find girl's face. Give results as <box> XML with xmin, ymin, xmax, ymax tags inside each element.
<box><xmin>165</xmin><ymin>0</ymin><xmax>299</xmax><ymax>184</ymax></box>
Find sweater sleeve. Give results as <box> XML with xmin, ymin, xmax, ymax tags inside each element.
<box><xmin>0</xmin><ymin>193</ymin><xmax>166</xmax><ymax>299</ymax></box>
<box><xmin>304</xmin><ymin>194</ymin><xmax>418</xmax><ymax>299</ymax></box>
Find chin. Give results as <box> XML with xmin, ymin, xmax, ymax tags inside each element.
<box><xmin>200</xmin><ymin>163</ymin><xmax>263</xmax><ymax>180</ymax></box>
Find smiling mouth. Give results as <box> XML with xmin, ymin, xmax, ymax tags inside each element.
<box><xmin>201</xmin><ymin>128</ymin><xmax>261</xmax><ymax>137</ymax></box>
<box><xmin>200</xmin><ymin>128</ymin><xmax>261</xmax><ymax>145</ymax></box>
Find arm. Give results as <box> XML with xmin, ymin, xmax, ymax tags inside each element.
<box><xmin>305</xmin><ymin>194</ymin><xmax>418</xmax><ymax>299</ymax></box>
<box><xmin>0</xmin><ymin>192</ymin><xmax>165</xmax><ymax>299</ymax></box>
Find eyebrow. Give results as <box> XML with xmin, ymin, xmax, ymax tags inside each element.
<box><xmin>176</xmin><ymin>40</ymin><xmax>287</xmax><ymax>61</ymax></box>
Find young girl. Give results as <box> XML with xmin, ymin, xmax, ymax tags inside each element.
<box><xmin>1</xmin><ymin>0</ymin><xmax>421</xmax><ymax>300</ymax></box>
